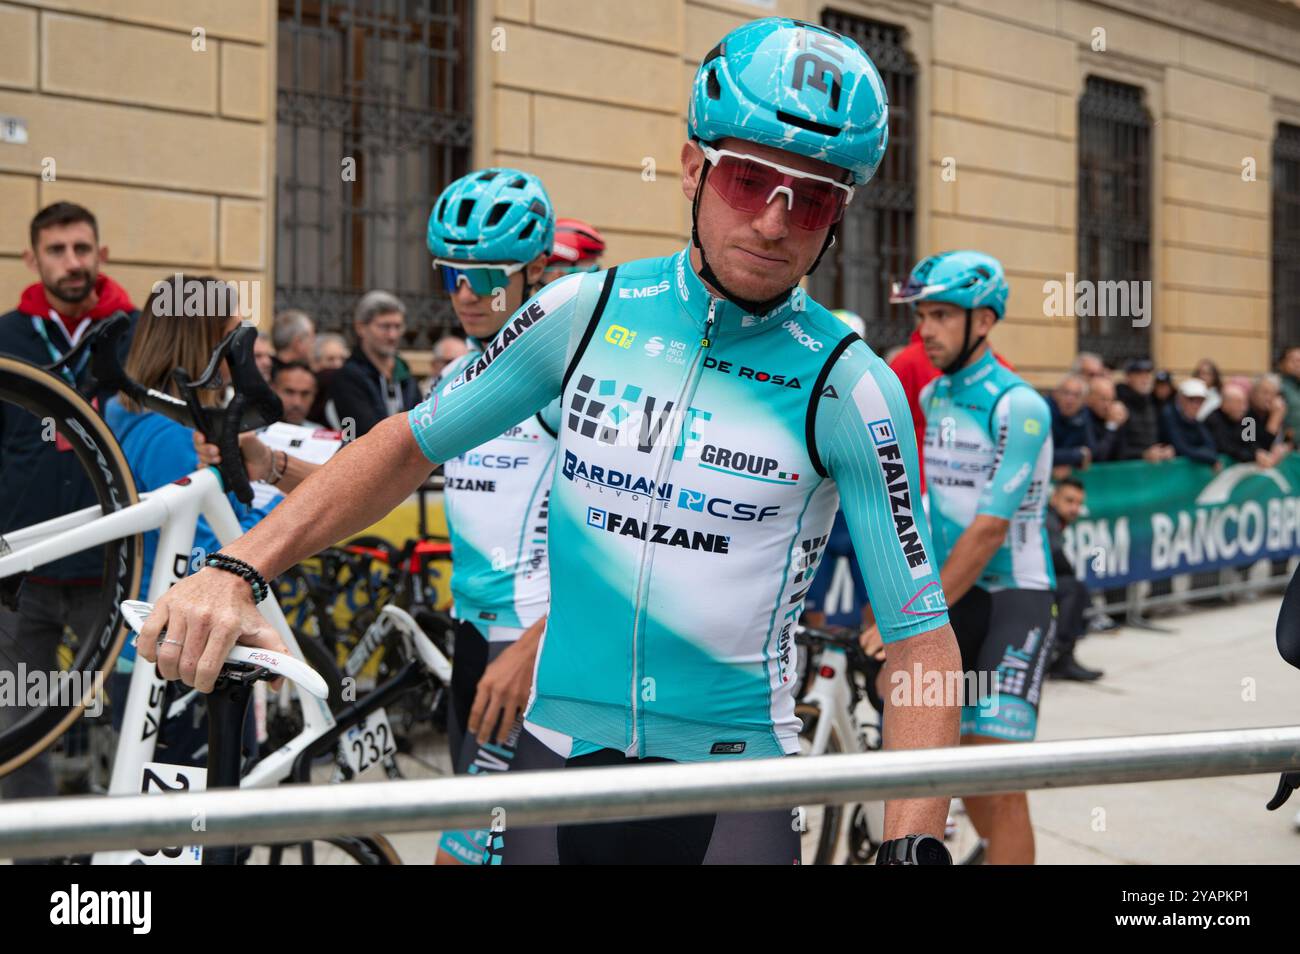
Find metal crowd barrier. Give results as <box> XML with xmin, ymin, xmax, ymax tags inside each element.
<box><xmin>1</xmin><ymin>725</ymin><xmax>1297</xmax><ymax>858</ymax></box>
<box><xmin>1085</xmin><ymin>556</ymin><xmax>1298</xmax><ymax>631</ymax></box>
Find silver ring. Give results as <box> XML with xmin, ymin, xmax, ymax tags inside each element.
<box><xmin>160</xmin><ymin>638</ymin><xmax>184</xmax><ymax>648</ymax></box>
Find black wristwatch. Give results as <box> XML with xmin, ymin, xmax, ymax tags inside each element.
<box><xmin>875</xmin><ymin>834</ymin><xmax>952</xmax><ymax>865</ymax></box>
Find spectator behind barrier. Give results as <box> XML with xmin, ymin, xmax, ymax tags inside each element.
<box><xmin>1048</xmin><ymin>373</ymin><xmax>1092</xmax><ymax>478</ymax></box>
<box><xmin>1046</xmin><ymin>478</ymin><xmax>1103</xmax><ymax>682</ymax></box>
<box><xmin>1248</xmin><ymin>373</ymin><xmax>1291</xmax><ymax>460</ymax></box>
<box><xmin>1279</xmin><ymin>347</ymin><xmax>1300</xmax><ymax>444</ymax></box>
<box><xmin>1153</xmin><ymin>369</ymin><xmax>1175</xmax><ymax>412</ymax></box>
<box><xmin>1084</xmin><ymin>374</ymin><xmax>1127</xmax><ymax>463</ymax></box>
<box><xmin>272</xmin><ymin>308</ymin><xmax>316</xmax><ymax>367</ymax></box>
<box><xmin>1193</xmin><ymin>358</ymin><xmax>1222</xmax><ymax>421</ymax></box>
<box><xmin>0</xmin><ymin>201</ymin><xmax>139</xmax><ymax>805</ymax></box>
<box><xmin>253</xmin><ymin>330</ymin><xmax>274</xmax><ymax>382</ymax></box>
<box><xmin>1159</xmin><ymin>378</ymin><xmax>1218</xmax><ymax>468</ymax></box>
<box><xmin>308</xmin><ymin>332</ymin><xmax>349</xmax><ymax>427</ymax></box>
<box><xmin>325</xmin><ymin>289</ymin><xmax>420</xmax><ymax>437</ymax></box>
<box><xmin>271</xmin><ymin>361</ymin><xmax>320</xmax><ymax>428</ymax></box>
<box><xmin>1208</xmin><ymin>381</ymin><xmax>1281</xmax><ymax>467</ymax></box>
<box><xmin>313</xmin><ymin>331</ymin><xmax>349</xmax><ymax>371</ymax></box>
<box><xmin>1071</xmin><ymin>351</ymin><xmax>1108</xmax><ymax>382</ymax></box>
<box><xmin>1116</xmin><ymin>358</ymin><xmax>1174</xmax><ymax>462</ymax></box>
<box><xmin>429</xmin><ymin>333</ymin><xmax>469</xmax><ymax>386</ymax></box>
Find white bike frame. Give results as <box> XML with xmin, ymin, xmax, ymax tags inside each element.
<box><xmin>0</xmin><ymin>467</ymin><xmax>336</xmax><ymax>794</ymax></box>
<box><xmin>0</xmin><ymin>464</ymin><xmax>453</xmax><ymax>863</ymax></box>
<box><xmin>800</xmin><ymin>643</ymin><xmax>884</xmax><ymax>850</ymax></box>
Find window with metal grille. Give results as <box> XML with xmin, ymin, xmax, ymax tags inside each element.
<box><xmin>276</xmin><ymin>0</ymin><xmax>472</xmax><ymax>350</ymax></box>
<box><xmin>812</xmin><ymin>11</ymin><xmax>916</xmax><ymax>354</ymax></box>
<box><xmin>1273</xmin><ymin>123</ymin><xmax>1300</xmax><ymax>365</ymax></box>
<box><xmin>1077</xmin><ymin>76</ymin><xmax>1152</xmax><ymax>367</ymax></box>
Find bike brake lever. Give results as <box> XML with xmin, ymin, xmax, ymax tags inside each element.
<box><xmin>1266</xmin><ymin>770</ymin><xmax>1300</xmax><ymax>811</ymax></box>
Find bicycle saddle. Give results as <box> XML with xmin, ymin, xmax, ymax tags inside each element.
<box><xmin>119</xmin><ymin>600</ymin><xmax>329</xmax><ymax>700</ymax></box>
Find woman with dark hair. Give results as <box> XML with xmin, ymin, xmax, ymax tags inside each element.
<box><xmin>1194</xmin><ymin>358</ymin><xmax>1222</xmax><ymax>420</ymax></box>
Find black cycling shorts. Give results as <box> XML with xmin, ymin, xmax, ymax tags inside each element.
<box><xmin>501</xmin><ymin>728</ymin><xmax>802</xmax><ymax>865</ymax></box>
<box><xmin>442</xmin><ymin>619</ymin><xmax>562</xmax><ymax>864</ymax></box>
<box><xmin>947</xmin><ymin>586</ymin><xmax>1056</xmax><ymax>742</ymax></box>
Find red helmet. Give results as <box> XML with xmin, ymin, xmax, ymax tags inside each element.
<box><xmin>548</xmin><ymin>218</ymin><xmax>606</xmax><ymax>265</ymax></box>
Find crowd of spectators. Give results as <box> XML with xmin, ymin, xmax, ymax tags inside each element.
<box><xmin>1046</xmin><ymin>351</ymin><xmax>1295</xmax><ymax>478</ymax></box>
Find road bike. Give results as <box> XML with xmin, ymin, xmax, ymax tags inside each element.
<box><xmin>794</xmin><ymin>624</ymin><xmax>985</xmax><ymax>865</ymax></box>
<box><xmin>0</xmin><ymin>316</ymin><xmax>452</xmax><ymax>863</ymax></box>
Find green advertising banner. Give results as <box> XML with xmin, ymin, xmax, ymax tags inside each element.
<box><xmin>1063</xmin><ymin>455</ymin><xmax>1300</xmax><ymax>587</ymax></box>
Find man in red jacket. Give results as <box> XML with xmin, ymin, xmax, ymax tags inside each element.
<box><xmin>889</xmin><ymin>328</ymin><xmax>1016</xmax><ymax>489</ymax></box>
<box><xmin>0</xmin><ymin>202</ymin><xmax>137</xmax><ymax>812</ymax></box>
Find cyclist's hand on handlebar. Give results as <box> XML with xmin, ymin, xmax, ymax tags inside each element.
<box><xmin>193</xmin><ymin>430</ymin><xmax>275</xmax><ymax>482</ymax></box>
<box><xmin>859</xmin><ymin>624</ymin><xmax>886</xmax><ymax>662</ymax></box>
<box><xmin>468</xmin><ymin>636</ymin><xmax>538</xmax><ymax>746</ymax></box>
<box><xmin>136</xmin><ymin>568</ymin><xmax>289</xmax><ymax>693</ymax></box>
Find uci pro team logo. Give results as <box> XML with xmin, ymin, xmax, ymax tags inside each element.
<box><xmin>868</xmin><ymin>419</ymin><xmax>932</xmax><ymax>578</ymax></box>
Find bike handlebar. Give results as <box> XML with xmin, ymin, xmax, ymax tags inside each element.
<box><xmin>53</xmin><ymin>312</ymin><xmax>282</xmax><ymax>504</ymax></box>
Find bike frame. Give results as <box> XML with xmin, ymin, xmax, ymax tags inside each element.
<box><xmin>0</xmin><ymin>464</ymin><xmax>454</xmax><ymax>863</ymax></box>
<box><xmin>0</xmin><ymin>469</ymin><xmax>333</xmax><ymax>785</ymax></box>
<box><xmin>800</xmin><ymin>643</ymin><xmax>884</xmax><ymax>855</ymax></box>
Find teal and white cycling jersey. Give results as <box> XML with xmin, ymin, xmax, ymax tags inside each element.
<box><xmin>920</xmin><ymin>348</ymin><xmax>1056</xmax><ymax>592</ymax></box>
<box><xmin>437</xmin><ymin>346</ymin><xmax>560</xmax><ymax>640</ymax></box>
<box><xmin>408</xmin><ymin>247</ymin><xmax>949</xmax><ymax>761</ymax></box>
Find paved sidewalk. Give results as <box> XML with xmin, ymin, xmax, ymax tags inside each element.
<box><xmin>1030</xmin><ymin>595</ymin><xmax>1298</xmax><ymax>864</ymax></box>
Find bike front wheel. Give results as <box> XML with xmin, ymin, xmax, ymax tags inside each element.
<box><xmin>0</xmin><ymin>357</ymin><xmax>141</xmax><ymax>780</ymax></box>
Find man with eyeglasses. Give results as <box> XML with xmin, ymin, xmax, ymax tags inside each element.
<box><xmin>138</xmin><ymin>17</ymin><xmax>959</xmax><ymax>866</ymax></box>
<box><xmin>326</xmin><ymin>290</ymin><xmax>420</xmax><ymax>438</ymax></box>
<box><xmin>1048</xmin><ymin>373</ymin><xmax>1092</xmax><ymax>480</ymax></box>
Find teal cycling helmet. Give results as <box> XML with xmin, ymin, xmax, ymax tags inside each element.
<box><xmin>686</xmin><ymin>18</ymin><xmax>888</xmax><ymax>315</ymax></box>
<box><xmin>426</xmin><ymin>168</ymin><xmax>555</xmax><ymax>264</ymax></box>
<box><xmin>892</xmin><ymin>251</ymin><xmax>1010</xmax><ymax>375</ymax></box>
<box><xmin>891</xmin><ymin>250</ymin><xmax>1009</xmax><ymax>319</ymax></box>
<box><xmin>689</xmin><ymin>18</ymin><xmax>889</xmax><ymax>187</ymax></box>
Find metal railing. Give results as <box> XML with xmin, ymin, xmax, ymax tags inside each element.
<box><xmin>2</xmin><ymin>726</ymin><xmax>1297</xmax><ymax>858</ymax></box>
<box><xmin>1087</xmin><ymin>557</ymin><xmax>1297</xmax><ymax>631</ymax></box>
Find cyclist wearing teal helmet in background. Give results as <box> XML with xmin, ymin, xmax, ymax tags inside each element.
<box><xmin>426</xmin><ymin>168</ymin><xmax>566</xmax><ymax>865</ymax></box>
<box><xmin>139</xmin><ymin>17</ymin><xmax>960</xmax><ymax>866</ymax></box>
<box><xmin>885</xmin><ymin>249</ymin><xmax>1056</xmax><ymax>864</ymax></box>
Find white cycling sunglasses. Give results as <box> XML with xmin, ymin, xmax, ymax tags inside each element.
<box><xmin>698</xmin><ymin>144</ymin><xmax>855</xmax><ymax>229</ymax></box>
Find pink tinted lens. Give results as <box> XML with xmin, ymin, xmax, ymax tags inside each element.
<box><xmin>708</xmin><ymin>155</ymin><xmax>846</xmax><ymax>230</ymax></box>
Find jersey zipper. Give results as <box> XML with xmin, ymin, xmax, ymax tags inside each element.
<box><xmin>626</xmin><ymin>297</ymin><xmax>717</xmax><ymax>756</ymax></box>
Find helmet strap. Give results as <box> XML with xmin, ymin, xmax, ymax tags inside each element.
<box><xmin>941</xmin><ymin>308</ymin><xmax>987</xmax><ymax>376</ymax></box>
<box><xmin>807</xmin><ymin>227</ymin><xmax>837</xmax><ymax>276</ymax></box>
<box><xmin>690</xmin><ymin>157</ymin><xmax>798</xmax><ymax>318</ymax></box>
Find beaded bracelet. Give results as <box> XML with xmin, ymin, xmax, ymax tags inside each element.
<box><xmin>205</xmin><ymin>553</ymin><xmax>270</xmax><ymax>603</ymax></box>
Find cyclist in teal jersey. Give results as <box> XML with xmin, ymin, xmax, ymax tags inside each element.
<box><xmin>426</xmin><ymin>169</ymin><xmax>567</xmax><ymax>865</ymax></box>
<box><xmin>138</xmin><ymin>17</ymin><xmax>962</xmax><ymax>866</ymax></box>
<box><xmin>884</xmin><ymin>249</ymin><xmax>1057</xmax><ymax>864</ymax></box>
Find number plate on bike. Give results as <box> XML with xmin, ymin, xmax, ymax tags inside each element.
<box><xmin>341</xmin><ymin>708</ymin><xmax>397</xmax><ymax>776</ymax></box>
<box><xmin>125</xmin><ymin>762</ymin><xmax>207</xmax><ymax>865</ymax></box>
